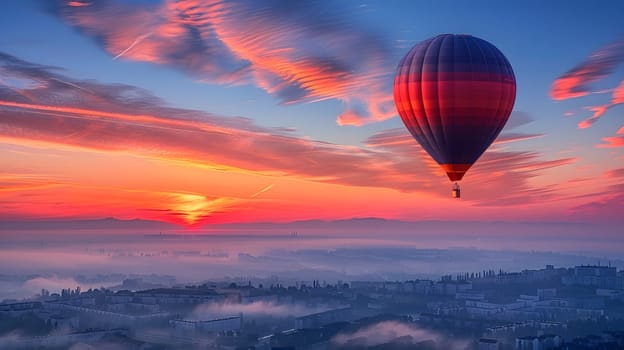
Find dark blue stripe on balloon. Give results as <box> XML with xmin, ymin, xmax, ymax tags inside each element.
<box><xmin>397</xmin><ymin>35</ymin><xmax>514</xmax><ymax>76</ymax></box>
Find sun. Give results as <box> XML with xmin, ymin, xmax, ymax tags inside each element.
<box><xmin>171</xmin><ymin>193</ymin><xmax>238</xmax><ymax>227</ymax></box>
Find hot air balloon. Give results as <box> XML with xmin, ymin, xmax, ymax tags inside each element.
<box><xmin>393</xmin><ymin>34</ymin><xmax>516</xmax><ymax>198</ymax></box>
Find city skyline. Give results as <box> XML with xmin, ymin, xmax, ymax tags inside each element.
<box><xmin>1</xmin><ymin>0</ymin><xmax>623</xmax><ymax>231</ymax></box>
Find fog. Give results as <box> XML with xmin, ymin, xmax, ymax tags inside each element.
<box><xmin>331</xmin><ymin>321</ymin><xmax>469</xmax><ymax>349</ymax></box>
<box><xmin>0</xmin><ymin>276</ymin><xmax>108</xmax><ymax>301</ymax></box>
<box><xmin>1</xmin><ymin>233</ymin><xmax>622</xmax><ymax>301</ymax></box>
<box><xmin>190</xmin><ymin>300</ymin><xmax>332</xmax><ymax>319</ymax></box>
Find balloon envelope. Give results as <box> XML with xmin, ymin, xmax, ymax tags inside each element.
<box><xmin>393</xmin><ymin>34</ymin><xmax>516</xmax><ymax>181</ymax></box>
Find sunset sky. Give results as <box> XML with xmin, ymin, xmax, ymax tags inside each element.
<box><xmin>1</xmin><ymin>0</ymin><xmax>623</xmax><ymax>229</ymax></box>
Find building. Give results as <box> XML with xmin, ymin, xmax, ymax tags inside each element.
<box><xmin>515</xmin><ymin>334</ymin><xmax>562</xmax><ymax>350</ymax></box>
<box><xmin>0</xmin><ymin>301</ymin><xmax>42</xmax><ymax>316</ymax></box>
<box><xmin>134</xmin><ymin>287</ymin><xmax>222</xmax><ymax>304</ymax></box>
<box><xmin>410</xmin><ymin>280</ymin><xmax>435</xmax><ymax>294</ymax></box>
<box><xmin>171</xmin><ymin>315</ymin><xmax>242</xmax><ymax>333</ymax></box>
<box><xmin>479</xmin><ymin>338</ymin><xmax>500</xmax><ymax>350</ymax></box>
<box><xmin>456</xmin><ymin>291</ymin><xmax>486</xmax><ymax>301</ymax></box>
<box><xmin>349</xmin><ymin>281</ymin><xmax>385</xmax><ymax>290</ymax></box>
<box><xmin>537</xmin><ymin>288</ymin><xmax>557</xmax><ymax>299</ymax></box>
<box><xmin>0</xmin><ymin>328</ymin><xmax>129</xmax><ymax>349</ymax></box>
<box><xmin>295</xmin><ymin>307</ymin><xmax>353</xmax><ymax>329</ymax></box>
<box><xmin>485</xmin><ymin>321</ymin><xmax>566</xmax><ymax>337</ymax></box>
<box><xmin>562</xmin><ymin>265</ymin><xmax>622</xmax><ymax>289</ymax></box>
<box><xmin>47</xmin><ymin>314</ymin><xmax>80</xmax><ymax>330</ymax></box>
<box><xmin>435</xmin><ymin>280</ymin><xmax>472</xmax><ymax>296</ymax></box>
<box><xmin>596</xmin><ymin>288</ymin><xmax>624</xmax><ymax>300</ymax></box>
<box><xmin>105</xmin><ymin>291</ymin><xmax>133</xmax><ymax>304</ymax></box>
<box><xmin>45</xmin><ymin>302</ymin><xmax>169</xmax><ymax>328</ymax></box>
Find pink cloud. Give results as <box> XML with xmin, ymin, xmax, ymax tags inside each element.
<box><xmin>570</xmin><ymin>184</ymin><xmax>624</xmax><ymax>222</ymax></box>
<box><xmin>605</xmin><ymin>168</ymin><xmax>624</xmax><ymax>178</ymax></box>
<box><xmin>613</xmin><ymin>80</ymin><xmax>624</xmax><ymax>104</ymax></box>
<box><xmin>363</xmin><ymin>110</ymin><xmax>570</xmax><ymax>206</ymax></box>
<box><xmin>578</xmin><ymin>105</ymin><xmax>609</xmax><ymax>129</ymax></box>
<box><xmin>552</xmin><ymin>40</ymin><xmax>624</xmax><ymax>145</ymax></box>
<box><xmin>550</xmin><ymin>40</ymin><xmax>624</xmax><ymax>101</ymax></box>
<box><xmin>599</xmin><ymin>135</ymin><xmax>624</xmax><ymax>148</ymax></box>
<box><xmin>598</xmin><ymin>126</ymin><xmax>624</xmax><ymax>148</ymax></box>
<box><xmin>66</xmin><ymin>1</ymin><xmax>90</xmax><ymax>7</ymax></box>
<box><xmin>363</xmin><ymin>126</ymin><xmax>575</xmax><ymax>206</ymax></box>
<box><xmin>577</xmin><ymin>81</ymin><xmax>624</xmax><ymax>128</ymax></box>
<box><xmin>493</xmin><ymin>132</ymin><xmax>544</xmax><ymax>144</ymax></box>
<box><xmin>337</xmin><ymin>109</ymin><xmax>368</xmax><ymax>126</ymax></box>
<box><xmin>550</xmin><ymin>37</ymin><xmax>624</xmax><ymax>160</ymax></box>
<box><xmin>50</xmin><ymin>0</ymin><xmax>394</xmax><ymax>125</ymax></box>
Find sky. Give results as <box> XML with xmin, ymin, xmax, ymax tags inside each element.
<box><xmin>1</xmin><ymin>0</ymin><xmax>623</xmax><ymax>230</ymax></box>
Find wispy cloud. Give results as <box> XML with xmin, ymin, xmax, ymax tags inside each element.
<box><xmin>550</xmin><ymin>39</ymin><xmax>624</xmax><ymax>101</ymax></box>
<box><xmin>570</xmin><ymin>183</ymin><xmax>624</xmax><ymax>222</ymax></box>
<box><xmin>576</xmin><ymin>80</ymin><xmax>624</xmax><ymax>129</ymax></box>
<box><xmin>47</xmin><ymin>0</ymin><xmax>395</xmax><ymax>125</ymax></box>
<box><xmin>250</xmin><ymin>184</ymin><xmax>274</xmax><ymax>199</ymax></box>
<box><xmin>493</xmin><ymin>132</ymin><xmax>544</xmax><ymax>145</ymax></box>
<box><xmin>550</xmin><ymin>39</ymin><xmax>624</xmax><ymax>149</ymax></box>
<box><xmin>604</xmin><ymin>167</ymin><xmax>624</xmax><ymax>178</ymax></box>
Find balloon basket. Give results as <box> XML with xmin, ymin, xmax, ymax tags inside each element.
<box><xmin>452</xmin><ymin>183</ymin><xmax>461</xmax><ymax>199</ymax></box>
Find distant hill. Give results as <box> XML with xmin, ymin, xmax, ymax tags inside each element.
<box><xmin>0</xmin><ymin>217</ymin><xmax>178</xmax><ymax>231</ymax></box>
<box><xmin>208</xmin><ymin>217</ymin><xmax>600</xmax><ymax>237</ymax></box>
<box><xmin>0</xmin><ymin>216</ymin><xmax>610</xmax><ymax>237</ymax></box>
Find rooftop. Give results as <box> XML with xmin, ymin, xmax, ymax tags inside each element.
<box><xmin>135</xmin><ymin>288</ymin><xmax>218</xmax><ymax>296</ymax></box>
